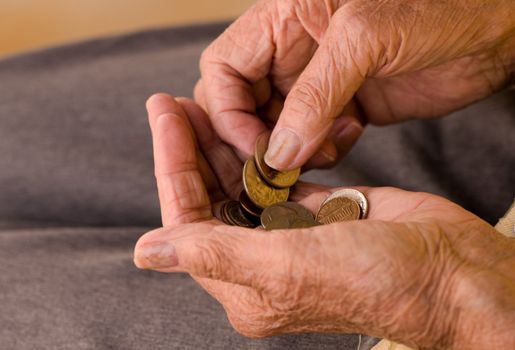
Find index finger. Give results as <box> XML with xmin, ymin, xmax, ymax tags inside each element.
<box><xmin>199</xmin><ymin>1</ymin><xmax>274</xmax><ymax>156</ymax></box>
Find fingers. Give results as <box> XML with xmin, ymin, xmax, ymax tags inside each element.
<box><xmin>193</xmin><ymin>79</ymin><xmax>207</xmax><ymax>111</ymax></box>
<box><xmin>198</xmin><ymin>1</ymin><xmax>369</xmax><ymax>170</ymax></box>
<box><xmin>177</xmin><ymin>98</ymin><xmax>243</xmax><ymax>200</ymax></box>
<box><xmin>198</xmin><ymin>0</ymin><xmax>322</xmax><ymax>156</ymax></box>
<box><xmin>146</xmin><ymin>94</ymin><xmax>212</xmax><ymax>226</ymax></box>
<box><xmin>251</xmin><ymin>78</ymin><xmax>272</xmax><ymax>108</ymax></box>
<box><xmin>328</xmin><ymin>99</ymin><xmax>366</xmax><ymax>158</ymax></box>
<box><xmin>301</xmin><ymin>139</ymin><xmax>339</xmax><ymax>170</ymax></box>
<box><xmin>265</xmin><ymin>9</ymin><xmax>371</xmax><ymax>170</ymax></box>
<box><xmin>195</xmin><ymin>77</ymin><xmax>272</xmax><ymax>116</ymax></box>
<box><xmin>199</xmin><ymin>2</ymin><xmax>272</xmax><ymax>156</ymax></box>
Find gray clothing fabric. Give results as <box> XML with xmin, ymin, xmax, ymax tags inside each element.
<box><xmin>0</xmin><ymin>22</ymin><xmax>513</xmax><ymax>349</ymax></box>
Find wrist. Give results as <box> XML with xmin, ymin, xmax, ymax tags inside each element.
<box><xmin>444</xmin><ymin>265</ymin><xmax>515</xmax><ymax>349</ymax></box>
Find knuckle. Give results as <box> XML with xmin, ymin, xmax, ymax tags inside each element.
<box><xmin>191</xmin><ymin>238</ymin><xmax>225</xmax><ymax>279</ymax></box>
<box><xmin>288</xmin><ymin>82</ymin><xmax>330</xmax><ymax>124</ymax></box>
<box><xmin>199</xmin><ymin>42</ymin><xmax>225</xmax><ymax>77</ymax></box>
<box><xmin>333</xmin><ymin>4</ymin><xmax>372</xmax><ymax>30</ymax></box>
<box><xmin>199</xmin><ymin>43</ymin><xmax>216</xmax><ymax>68</ymax></box>
<box><xmin>193</xmin><ymin>80</ymin><xmax>204</xmax><ymax>100</ymax></box>
<box><xmin>192</xmin><ymin>233</ymin><xmax>243</xmax><ymax>280</ymax></box>
<box><xmin>332</xmin><ymin>7</ymin><xmax>384</xmax><ymax>74</ymax></box>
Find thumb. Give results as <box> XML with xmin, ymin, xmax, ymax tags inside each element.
<box><xmin>265</xmin><ymin>10</ymin><xmax>371</xmax><ymax>170</ymax></box>
<box><xmin>133</xmin><ymin>222</ymin><xmax>292</xmax><ymax>287</ymax></box>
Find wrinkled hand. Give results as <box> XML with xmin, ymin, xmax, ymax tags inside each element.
<box><xmin>134</xmin><ymin>94</ymin><xmax>515</xmax><ymax>350</ymax></box>
<box><xmin>196</xmin><ymin>0</ymin><xmax>515</xmax><ymax>170</ymax></box>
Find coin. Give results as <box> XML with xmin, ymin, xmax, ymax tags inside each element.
<box><xmin>223</xmin><ymin>200</ymin><xmax>257</xmax><ymax>228</ymax></box>
<box><xmin>322</xmin><ymin>189</ymin><xmax>369</xmax><ymax>219</ymax></box>
<box><xmin>239</xmin><ymin>190</ymin><xmax>262</xmax><ymax>217</ymax></box>
<box><xmin>243</xmin><ymin>158</ymin><xmax>289</xmax><ymax>209</ymax></box>
<box><xmin>261</xmin><ymin>202</ymin><xmax>317</xmax><ymax>230</ymax></box>
<box><xmin>254</xmin><ymin>131</ymin><xmax>300</xmax><ymax>189</ymax></box>
<box><xmin>212</xmin><ymin>200</ymin><xmax>228</xmax><ymax>222</ymax></box>
<box><xmin>316</xmin><ymin>197</ymin><xmax>361</xmax><ymax>224</ymax></box>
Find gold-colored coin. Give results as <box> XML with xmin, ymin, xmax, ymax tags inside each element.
<box><xmin>254</xmin><ymin>131</ymin><xmax>300</xmax><ymax>189</ymax></box>
<box><xmin>316</xmin><ymin>197</ymin><xmax>361</xmax><ymax>224</ymax></box>
<box><xmin>243</xmin><ymin>158</ymin><xmax>289</xmax><ymax>209</ymax></box>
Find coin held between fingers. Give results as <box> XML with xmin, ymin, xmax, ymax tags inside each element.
<box><xmin>255</xmin><ymin>131</ymin><xmax>300</xmax><ymax>188</ymax></box>
<box><xmin>264</xmin><ymin>128</ymin><xmax>301</xmax><ymax>171</ymax></box>
<box><xmin>243</xmin><ymin>158</ymin><xmax>289</xmax><ymax>209</ymax></box>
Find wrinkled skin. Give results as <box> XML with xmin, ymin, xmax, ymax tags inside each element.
<box><xmin>195</xmin><ymin>0</ymin><xmax>515</xmax><ymax>170</ymax></box>
<box><xmin>134</xmin><ymin>94</ymin><xmax>515</xmax><ymax>350</ymax></box>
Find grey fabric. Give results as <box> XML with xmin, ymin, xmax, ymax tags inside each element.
<box><xmin>0</xmin><ymin>23</ymin><xmax>379</xmax><ymax>350</ymax></box>
<box><xmin>0</xmin><ymin>22</ymin><xmax>513</xmax><ymax>349</ymax></box>
<box><xmin>0</xmin><ymin>226</ymin><xmax>376</xmax><ymax>350</ymax></box>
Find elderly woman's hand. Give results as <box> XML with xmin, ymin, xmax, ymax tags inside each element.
<box><xmin>134</xmin><ymin>94</ymin><xmax>515</xmax><ymax>350</ymax></box>
<box><xmin>195</xmin><ymin>0</ymin><xmax>515</xmax><ymax>170</ymax></box>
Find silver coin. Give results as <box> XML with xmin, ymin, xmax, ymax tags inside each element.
<box><xmin>322</xmin><ymin>189</ymin><xmax>369</xmax><ymax>219</ymax></box>
<box><xmin>261</xmin><ymin>202</ymin><xmax>317</xmax><ymax>230</ymax></box>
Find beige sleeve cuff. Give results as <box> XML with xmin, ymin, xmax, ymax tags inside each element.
<box><xmin>495</xmin><ymin>199</ymin><xmax>515</xmax><ymax>237</ymax></box>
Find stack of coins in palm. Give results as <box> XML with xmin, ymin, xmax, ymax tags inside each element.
<box><xmin>214</xmin><ymin>132</ymin><xmax>368</xmax><ymax>229</ymax></box>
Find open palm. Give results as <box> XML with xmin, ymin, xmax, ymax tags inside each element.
<box><xmin>135</xmin><ymin>94</ymin><xmax>515</xmax><ymax>349</ymax></box>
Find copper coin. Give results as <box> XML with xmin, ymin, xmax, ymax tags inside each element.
<box><xmin>243</xmin><ymin>158</ymin><xmax>289</xmax><ymax>209</ymax></box>
<box><xmin>240</xmin><ymin>209</ymin><xmax>262</xmax><ymax>227</ymax></box>
<box><xmin>254</xmin><ymin>131</ymin><xmax>300</xmax><ymax>189</ymax></box>
<box><xmin>223</xmin><ymin>200</ymin><xmax>256</xmax><ymax>228</ymax></box>
<box><xmin>220</xmin><ymin>201</ymin><xmax>234</xmax><ymax>225</ymax></box>
<box><xmin>212</xmin><ymin>200</ymin><xmax>229</xmax><ymax>222</ymax></box>
<box><xmin>316</xmin><ymin>197</ymin><xmax>361</xmax><ymax>224</ymax></box>
<box><xmin>323</xmin><ymin>189</ymin><xmax>369</xmax><ymax>219</ymax></box>
<box><xmin>239</xmin><ymin>191</ymin><xmax>262</xmax><ymax>217</ymax></box>
<box><xmin>261</xmin><ymin>202</ymin><xmax>317</xmax><ymax>230</ymax></box>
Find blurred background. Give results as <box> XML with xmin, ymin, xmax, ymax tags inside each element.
<box><xmin>0</xmin><ymin>0</ymin><xmax>255</xmax><ymax>57</ymax></box>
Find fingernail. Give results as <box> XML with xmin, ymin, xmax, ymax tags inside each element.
<box><xmin>336</xmin><ymin>122</ymin><xmax>363</xmax><ymax>150</ymax></box>
<box><xmin>134</xmin><ymin>241</ymin><xmax>178</xmax><ymax>269</ymax></box>
<box><xmin>308</xmin><ymin>149</ymin><xmax>336</xmax><ymax>168</ymax></box>
<box><xmin>320</xmin><ymin>150</ymin><xmax>336</xmax><ymax>162</ymax></box>
<box><xmin>264</xmin><ymin>128</ymin><xmax>301</xmax><ymax>170</ymax></box>
<box><xmin>319</xmin><ymin>140</ymin><xmax>337</xmax><ymax>162</ymax></box>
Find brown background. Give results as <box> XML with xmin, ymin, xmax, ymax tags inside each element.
<box><xmin>0</xmin><ymin>0</ymin><xmax>255</xmax><ymax>57</ymax></box>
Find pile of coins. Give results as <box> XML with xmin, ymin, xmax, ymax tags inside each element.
<box><xmin>214</xmin><ymin>132</ymin><xmax>368</xmax><ymax>229</ymax></box>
